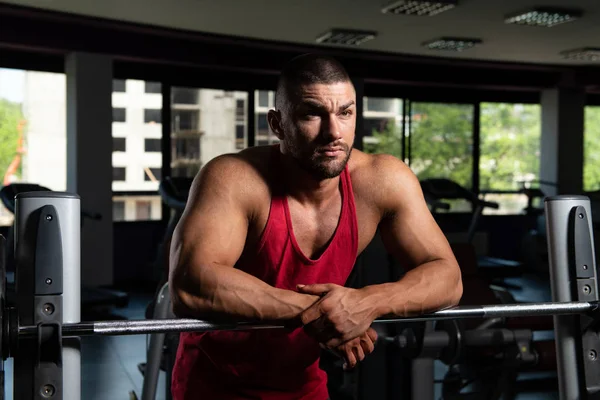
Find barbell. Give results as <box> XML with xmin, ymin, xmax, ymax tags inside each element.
<box><xmin>9</xmin><ymin>300</ymin><xmax>598</xmax><ymax>339</ymax></box>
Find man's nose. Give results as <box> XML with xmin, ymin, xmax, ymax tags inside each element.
<box><xmin>321</xmin><ymin>114</ymin><xmax>342</xmax><ymax>141</ymax></box>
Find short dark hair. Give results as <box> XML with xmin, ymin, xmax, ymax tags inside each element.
<box><xmin>275</xmin><ymin>53</ymin><xmax>352</xmax><ymax>109</ymax></box>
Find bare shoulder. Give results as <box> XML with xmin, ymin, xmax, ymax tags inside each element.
<box><xmin>349</xmin><ymin>150</ymin><xmax>422</xmax><ymax>214</ymax></box>
<box><xmin>186</xmin><ymin>146</ymin><xmax>273</xmax><ymax>212</ymax></box>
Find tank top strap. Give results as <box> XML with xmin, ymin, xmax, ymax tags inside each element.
<box><xmin>338</xmin><ymin>164</ymin><xmax>359</xmax><ymax>259</ymax></box>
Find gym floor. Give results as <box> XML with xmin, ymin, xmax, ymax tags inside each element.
<box><xmin>2</xmin><ymin>275</ymin><xmax>559</xmax><ymax>400</ymax></box>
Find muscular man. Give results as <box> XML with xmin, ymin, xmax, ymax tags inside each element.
<box><xmin>169</xmin><ymin>53</ymin><xmax>463</xmax><ymax>399</ymax></box>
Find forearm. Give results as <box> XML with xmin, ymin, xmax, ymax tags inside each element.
<box><xmin>170</xmin><ymin>262</ymin><xmax>319</xmax><ymax>323</ymax></box>
<box><xmin>363</xmin><ymin>259</ymin><xmax>463</xmax><ymax>319</ymax></box>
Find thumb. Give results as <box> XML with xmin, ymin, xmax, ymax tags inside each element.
<box><xmin>297</xmin><ymin>283</ymin><xmax>335</xmax><ymax>295</ymax></box>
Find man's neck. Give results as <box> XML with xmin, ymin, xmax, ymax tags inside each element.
<box><xmin>279</xmin><ymin>153</ymin><xmax>341</xmax><ymax>207</ymax></box>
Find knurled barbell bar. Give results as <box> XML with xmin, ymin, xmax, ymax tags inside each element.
<box><xmin>8</xmin><ymin>300</ymin><xmax>596</xmax><ymax>338</ymax></box>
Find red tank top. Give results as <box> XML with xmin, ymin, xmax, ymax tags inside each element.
<box><xmin>171</xmin><ymin>155</ymin><xmax>359</xmax><ymax>400</ymax></box>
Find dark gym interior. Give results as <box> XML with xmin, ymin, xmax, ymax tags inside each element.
<box><xmin>2</xmin><ymin>0</ymin><xmax>600</xmax><ymax>398</ymax></box>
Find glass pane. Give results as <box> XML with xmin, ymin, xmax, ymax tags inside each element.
<box><xmin>258</xmin><ymin>90</ymin><xmax>270</xmax><ymax>108</ymax></box>
<box><xmin>144</xmin><ymin>109</ymin><xmax>162</xmax><ymax>124</ymax></box>
<box><xmin>171</xmin><ymin>88</ymin><xmax>248</xmax><ymax>177</ymax></box>
<box><xmin>584</xmin><ymin>106</ymin><xmax>600</xmax><ymax>192</ymax></box>
<box><xmin>113</xmin><ymin>137</ymin><xmax>126</xmax><ymax>152</ymax></box>
<box><xmin>410</xmin><ymin>102</ymin><xmax>474</xmax><ymax>212</ymax></box>
<box><xmin>113</xmin><ymin>107</ymin><xmax>126</xmax><ymax>122</ymax></box>
<box><xmin>0</xmin><ymin>68</ymin><xmax>67</xmax><ymax>226</ymax></box>
<box><xmin>112</xmin><ymin>79</ymin><xmax>163</xmax><ymax>221</ymax></box>
<box><xmin>113</xmin><ymin>79</ymin><xmax>126</xmax><ymax>93</ymax></box>
<box><xmin>480</xmin><ymin>103</ymin><xmax>541</xmax><ymax>215</ymax></box>
<box><xmin>144</xmin><ymin>138</ymin><xmax>161</xmax><ymax>152</ymax></box>
<box><xmin>362</xmin><ymin>97</ymin><xmax>403</xmax><ymax>158</ymax></box>
<box><xmin>112</xmin><ymin>194</ymin><xmax>162</xmax><ymax>222</ymax></box>
<box><xmin>254</xmin><ymin>90</ymin><xmax>278</xmax><ymax>146</ymax></box>
<box><xmin>410</xmin><ymin>102</ymin><xmax>474</xmax><ymax>186</ymax></box>
<box><xmin>144</xmin><ymin>81</ymin><xmax>161</xmax><ymax>94</ymax></box>
<box><xmin>113</xmin><ymin>200</ymin><xmax>125</xmax><ymax>222</ymax></box>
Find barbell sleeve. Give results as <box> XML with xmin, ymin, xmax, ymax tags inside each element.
<box><xmin>16</xmin><ymin>301</ymin><xmax>599</xmax><ymax>338</ymax></box>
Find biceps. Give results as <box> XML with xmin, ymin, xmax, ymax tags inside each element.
<box><xmin>170</xmin><ymin>201</ymin><xmax>249</xmax><ymax>276</ymax></box>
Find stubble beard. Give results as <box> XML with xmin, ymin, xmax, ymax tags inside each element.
<box><xmin>292</xmin><ymin>144</ymin><xmax>352</xmax><ymax>181</ymax></box>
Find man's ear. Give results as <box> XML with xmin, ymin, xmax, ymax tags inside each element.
<box><xmin>267</xmin><ymin>109</ymin><xmax>284</xmax><ymax>140</ymax></box>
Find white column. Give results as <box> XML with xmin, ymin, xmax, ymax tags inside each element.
<box><xmin>65</xmin><ymin>52</ymin><xmax>113</xmax><ymax>287</ymax></box>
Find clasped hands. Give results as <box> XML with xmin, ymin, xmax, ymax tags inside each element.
<box><xmin>295</xmin><ymin>283</ymin><xmax>378</xmax><ymax>370</ymax></box>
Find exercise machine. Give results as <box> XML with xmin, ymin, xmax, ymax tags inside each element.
<box><xmin>0</xmin><ymin>191</ymin><xmax>598</xmax><ymax>399</ymax></box>
<box><xmin>0</xmin><ymin>183</ymin><xmax>129</xmax><ymax>313</ymax></box>
<box><xmin>420</xmin><ymin>178</ymin><xmax>524</xmax><ymax>281</ymax></box>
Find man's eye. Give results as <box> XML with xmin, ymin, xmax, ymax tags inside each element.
<box><xmin>341</xmin><ymin>110</ymin><xmax>352</xmax><ymax>116</ymax></box>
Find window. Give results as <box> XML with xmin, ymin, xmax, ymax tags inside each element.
<box><xmin>361</xmin><ymin>97</ymin><xmax>403</xmax><ymax>157</ymax></box>
<box><xmin>236</xmin><ymin>125</ymin><xmax>245</xmax><ymax>149</ymax></box>
<box><xmin>113</xmin><ymin>167</ymin><xmax>126</xmax><ymax>181</ymax></box>
<box><xmin>171</xmin><ymin>87</ymin><xmax>249</xmax><ymax>177</ymax></box>
<box><xmin>172</xmin><ymin>88</ymin><xmax>198</xmax><ymax>105</ymax></box>
<box><xmin>479</xmin><ymin>103</ymin><xmax>541</xmax><ymax>214</ymax></box>
<box><xmin>111</xmin><ymin>78</ymin><xmax>163</xmax><ymax>221</ymax></box>
<box><xmin>173</xmin><ymin>110</ymin><xmax>199</xmax><ymax>132</ymax></box>
<box><xmin>236</xmin><ymin>99</ymin><xmax>245</xmax><ymax>122</ymax></box>
<box><xmin>255</xmin><ymin>112</ymin><xmax>278</xmax><ymax>146</ymax></box>
<box><xmin>173</xmin><ymin>137</ymin><xmax>200</xmax><ymax>161</ymax></box>
<box><xmin>113</xmin><ymin>201</ymin><xmax>125</xmax><ymax>222</ymax></box>
<box><xmin>144</xmin><ymin>138</ymin><xmax>161</xmax><ymax>152</ymax></box>
<box><xmin>145</xmin><ymin>82</ymin><xmax>161</xmax><ymax>94</ymax></box>
<box><xmin>113</xmin><ymin>107</ymin><xmax>126</xmax><ymax>122</ymax></box>
<box><xmin>410</xmin><ymin>102</ymin><xmax>474</xmax><ymax>185</ymax></box>
<box><xmin>113</xmin><ymin>79</ymin><xmax>126</xmax><ymax>93</ymax></box>
<box><xmin>410</xmin><ymin>102</ymin><xmax>474</xmax><ymax>212</ymax></box>
<box><xmin>113</xmin><ymin>137</ymin><xmax>126</xmax><ymax>152</ymax></box>
<box><xmin>0</xmin><ymin>68</ymin><xmax>67</xmax><ymax>226</ymax></box>
<box><xmin>144</xmin><ymin>109</ymin><xmax>162</xmax><ymax>124</ymax></box>
<box><xmin>257</xmin><ymin>113</ymin><xmax>269</xmax><ymax>133</ymax></box>
<box><xmin>144</xmin><ymin>167</ymin><xmax>161</xmax><ymax>182</ymax></box>
<box><xmin>365</xmin><ymin>97</ymin><xmax>397</xmax><ymax>113</ymax></box>
<box><xmin>584</xmin><ymin>106</ymin><xmax>600</xmax><ymax>192</ymax></box>
<box><xmin>258</xmin><ymin>91</ymin><xmax>270</xmax><ymax>108</ymax></box>
<box><xmin>135</xmin><ymin>200</ymin><xmax>152</xmax><ymax>220</ymax></box>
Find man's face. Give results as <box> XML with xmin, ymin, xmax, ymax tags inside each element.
<box><xmin>276</xmin><ymin>81</ymin><xmax>356</xmax><ymax>180</ymax></box>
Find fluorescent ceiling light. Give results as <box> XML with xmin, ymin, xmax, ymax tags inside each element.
<box><xmin>560</xmin><ymin>48</ymin><xmax>600</xmax><ymax>62</ymax></box>
<box><xmin>422</xmin><ymin>37</ymin><xmax>482</xmax><ymax>51</ymax></box>
<box><xmin>382</xmin><ymin>0</ymin><xmax>457</xmax><ymax>16</ymax></box>
<box><xmin>316</xmin><ymin>29</ymin><xmax>377</xmax><ymax>46</ymax></box>
<box><xmin>505</xmin><ymin>7</ymin><xmax>582</xmax><ymax>27</ymax></box>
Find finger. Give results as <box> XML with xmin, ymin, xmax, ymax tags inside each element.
<box><xmin>367</xmin><ymin>327</ymin><xmax>378</xmax><ymax>344</ymax></box>
<box><xmin>360</xmin><ymin>334</ymin><xmax>375</xmax><ymax>355</ymax></box>
<box><xmin>343</xmin><ymin>345</ymin><xmax>357</xmax><ymax>370</ymax></box>
<box><xmin>296</xmin><ymin>283</ymin><xmax>335</xmax><ymax>295</ymax></box>
<box><xmin>353</xmin><ymin>341</ymin><xmax>366</xmax><ymax>363</ymax></box>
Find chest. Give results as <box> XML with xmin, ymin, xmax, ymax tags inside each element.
<box><xmin>286</xmin><ymin>196</ymin><xmax>343</xmax><ymax>260</ymax></box>
<box><xmin>245</xmin><ymin>187</ymin><xmax>380</xmax><ymax>260</ymax></box>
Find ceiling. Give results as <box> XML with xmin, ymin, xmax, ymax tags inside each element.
<box><xmin>2</xmin><ymin>0</ymin><xmax>600</xmax><ymax>66</ymax></box>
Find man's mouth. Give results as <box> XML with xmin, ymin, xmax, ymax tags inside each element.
<box><xmin>318</xmin><ymin>147</ymin><xmax>344</xmax><ymax>157</ymax></box>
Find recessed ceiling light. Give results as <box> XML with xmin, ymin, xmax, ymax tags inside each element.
<box><xmin>504</xmin><ymin>7</ymin><xmax>582</xmax><ymax>27</ymax></box>
<box><xmin>422</xmin><ymin>37</ymin><xmax>482</xmax><ymax>51</ymax></box>
<box><xmin>382</xmin><ymin>0</ymin><xmax>457</xmax><ymax>16</ymax></box>
<box><xmin>315</xmin><ymin>29</ymin><xmax>377</xmax><ymax>46</ymax></box>
<box><xmin>560</xmin><ymin>48</ymin><xmax>600</xmax><ymax>62</ymax></box>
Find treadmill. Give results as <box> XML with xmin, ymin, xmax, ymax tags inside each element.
<box><xmin>0</xmin><ymin>183</ymin><xmax>129</xmax><ymax>311</ymax></box>
<box><xmin>420</xmin><ymin>178</ymin><xmax>523</xmax><ymax>280</ymax></box>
